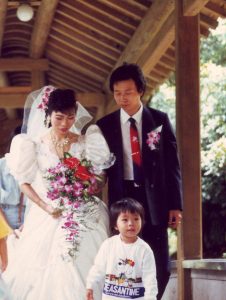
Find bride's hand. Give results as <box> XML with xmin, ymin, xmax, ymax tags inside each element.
<box><xmin>45</xmin><ymin>205</ymin><xmax>62</xmax><ymax>218</ymax></box>
<box><xmin>51</xmin><ymin>208</ymin><xmax>63</xmax><ymax>218</ymax></box>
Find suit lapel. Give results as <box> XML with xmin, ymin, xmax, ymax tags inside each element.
<box><xmin>142</xmin><ymin>107</ymin><xmax>157</xmax><ymax>159</ymax></box>
<box><xmin>111</xmin><ymin>110</ymin><xmax>124</xmax><ymax>170</ymax></box>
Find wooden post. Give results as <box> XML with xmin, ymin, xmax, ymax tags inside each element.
<box><xmin>31</xmin><ymin>71</ymin><xmax>46</xmax><ymax>90</ymax></box>
<box><xmin>175</xmin><ymin>0</ymin><xmax>202</xmax><ymax>299</ymax></box>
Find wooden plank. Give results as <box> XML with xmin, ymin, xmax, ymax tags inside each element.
<box><xmin>103</xmin><ymin>0</ymin><xmax>174</xmax><ymax>90</ymax></box>
<box><xmin>7</xmin><ymin>1</ymin><xmax>41</xmax><ymax>6</ymax></box>
<box><xmin>31</xmin><ymin>71</ymin><xmax>46</xmax><ymax>90</ymax></box>
<box><xmin>0</xmin><ymin>72</ymin><xmax>8</xmax><ymax>86</ymax></box>
<box><xmin>205</xmin><ymin>2</ymin><xmax>226</xmax><ymax>18</ymax></box>
<box><xmin>137</xmin><ymin>12</ymin><xmax>175</xmax><ymax>75</ymax></box>
<box><xmin>59</xmin><ymin>2</ymin><xmax>130</xmax><ymax>44</ymax></box>
<box><xmin>183</xmin><ymin>0</ymin><xmax>209</xmax><ymax>16</ymax></box>
<box><xmin>0</xmin><ymin>86</ymin><xmax>32</xmax><ymax>94</ymax></box>
<box><xmin>51</xmin><ymin>21</ymin><xmax>119</xmax><ymax>59</ymax></box>
<box><xmin>66</xmin><ymin>0</ymin><xmax>136</xmax><ymax>35</ymax></box>
<box><xmin>30</xmin><ymin>0</ymin><xmax>59</xmax><ymax>58</ymax></box>
<box><xmin>111</xmin><ymin>0</ymin><xmax>174</xmax><ymax>68</ymax></box>
<box><xmin>48</xmin><ymin>71</ymin><xmax>99</xmax><ymax>92</ymax></box>
<box><xmin>200</xmin><ymin>13</ymin><xmax>218</xmax><ymax>29</ymax></box>
<box><xmin>0</xmin><ymin>87</ymin><xmax>105</xmax><ymax>109</ymax></box>
<box><xmin>0</xmin><ymin>0</ymin><xmax>7</xmax><ymax>52</ymax></box>
<box><xmin>77</xmin><ymin>92</ymin><xmax>106</xmax><ymax>108</ymax></box>
<box><xmin>0</xmin><ymin>87</ymin><xmax>32</xmax><ymax>108</ymax></box>
<box><xmin>46</xmin><ymin>48</ymin><xmax>106</xmax><ymax>81</ymax></box>
<box><xmin>49</xmin><ymin>62</ymin><xmax>102</xmax><ymax>89</ymax></box>
<box><xmin>176</xmin><ymin>0</ymin><xmax>202</xmax><ymax>299</ymax></box>
<box><xmin>0</xmin><ymin>58</ymin><xmax>49</xmax><ymax>71</ymax></box>
<box><xmin>54</xmin><ymin>12</ymin><xmax>123</xmax><ymax>54</ymax></box>
<box><xmin>48</xmin><ymin>34</ymin><xmax>113</xmax><ymax>69</ymax></box>
<box><xmin>75</xmin><ymin>0</ymin><xmax>139</xmax><ymax>28</ymax></box>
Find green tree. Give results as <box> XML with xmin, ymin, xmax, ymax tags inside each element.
<box><xmin>149</xmin><ymin>19</ymin><xmax>226</xmax><ymax>258</ymax></box>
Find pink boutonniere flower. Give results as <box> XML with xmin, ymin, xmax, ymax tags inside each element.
<box><xmin>146</xmin><ymin>125</ymin><xmax>162</xmax><ymax>150</ymax></box>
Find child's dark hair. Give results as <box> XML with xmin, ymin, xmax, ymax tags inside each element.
<box><xmin>109</xmin><ymin>63</ymin><xmax>146</xmax><ymax>94</ymax></box>
<box><xmin>110</xmin><ymin>198</ymin><xmax>145</xmax><ymax>231</ymax></box>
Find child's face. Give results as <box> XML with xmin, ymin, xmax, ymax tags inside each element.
<box><xmin>115</xmin><ymin>211</ymin><xmax>142</xmax><ymax>243</ymax></box>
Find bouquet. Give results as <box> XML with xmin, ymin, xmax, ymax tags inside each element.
<box><xmin>44</xmin><ymin>153</ymin><xmax>104</xmax><ymax>259</ymax></box>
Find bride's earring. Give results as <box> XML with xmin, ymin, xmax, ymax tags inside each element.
<box><xmin>45</xmin><ymin>116</ymin><xmax>51</xmax><ymax>128</ymax></box>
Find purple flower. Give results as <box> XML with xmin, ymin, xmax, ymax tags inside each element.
<box><xmin>43</xmin><ymin>155</ymin><xmax>101</xmax><ymax>258</ymax></box>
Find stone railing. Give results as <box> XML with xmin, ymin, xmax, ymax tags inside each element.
<box><xmin>162</xmin><ymin>259</ymin><xmax>226</xmax><ymax>299</ymax></box>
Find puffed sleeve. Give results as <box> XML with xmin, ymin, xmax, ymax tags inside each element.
<box><xmin>5</xmin><ymin>134</ymin><xmax>38</xmax><ymax>185</ymax></box>
<box><xmin>85</xmin><ymin>125</ymin><xmax>115</xmax><ymax>170</ymax></box>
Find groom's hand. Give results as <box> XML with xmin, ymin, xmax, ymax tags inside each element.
<box><xmin>168</xmin><ymin>210</ymin><xmax>182</xmax><ymax>229</ymax></box>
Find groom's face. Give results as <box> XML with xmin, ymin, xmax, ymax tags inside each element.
<box><xmin>113</xmin><ymin>79</ymin><xmax>143</xmax><ymax>116</ymax></box>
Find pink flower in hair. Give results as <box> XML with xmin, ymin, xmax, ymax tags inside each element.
<box><xmin>37</xmin><ymin>86</ymin><xmax>56</xmax><ymax>112</ymax></box>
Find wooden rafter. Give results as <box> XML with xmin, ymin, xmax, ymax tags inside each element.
<box><xmin>103</xmin><ymin>0</ymin><xmax>174</xmax><ymax>89</ymax></box>
<box><xmin>0</xmin><ymin>86</ymin><xmax>32</xmax><ymax>108</ymax></box>
<box><xmin>183</xmin><ymin>0</ymin><xmax>209</xmax><ymax>16</ymax></box>
<box><xmin>30</xmin><ymin>0</ymin><xmax>59</xmax><ymax>58</ymax></box>
<box><xmin>137</xmin><ymin>11</ymin><xmax>175</xmax><ymax>75</ymax></box>
<box><xmin>0</xmin><ymin>0</ymin><xmax>7</xmax><ymax>53</ymax></box>
<box><xmin>0</xmin><ymin>58</ymin><xmax>49</xmax><ymax>71</ymax></box>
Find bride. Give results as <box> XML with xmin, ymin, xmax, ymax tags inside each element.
<box><xmin>3</xmin><ymin>86</ymin><xmax>114</xmax><ymax>300</ymax></box>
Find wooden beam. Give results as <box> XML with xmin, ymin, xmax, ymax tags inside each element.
<box><xmin>7</xmin><ymin>1</ymin><xmax>41</xmax><ymax>6</ymax></box>
<box><xmin>30</xmin><ymin>0</ymin><xmax>59</xmax><ymax>58</ymax></box>
<box><xmin>0</xmin><ymin>59</ymin><xmax>49</xmax><ymax>71</ymax></box>
<box><xmin>0</xmin><ymin>72</ymin><xmax>8</xmax><ymax>86</ymax></box>
<box><xmin>46</xmin><ymin>51</ymin><xmax>104</xmax><ymax>82</ymax></box>
<box><xmin>183</xmin><ymin>0</ymin><xmax>209</xmax><ymax>16</ymax></box>
<box><xmin>117</xmin><ymin>0</ymin><xmax>174</xmax><ymax>64</ymax></box>
<box><xmin>137</xmin><ymin>12</ymin><xmax>175</xmax><ymax>75</ymax></box>
<box><xmin>0</xmin><ymin>0</ymin><xmax>7</xmax><ymax>53</ymax></box>
<box><xmin>77</xmin><ymin>92</ymin><xmax>106</xmax><ymax>108</ymax></box>
<box><xmin>176</xmin><ymin>0</ymin><xmax>202</xmax><ymax>299</ymax></box>
<box><xmin>103</xmin><ymin>0</ymin><xmax>174</xmax><ymax>89</ymax></box>
<box><xmin>0</xmin><ymin>86</ymin><xmax>32</xmax><ymax>108</ymax></box>
<box><xmin>31</xmin><ymin>71</ymin><xmax>46</xmax><ymax>90</ymax></box>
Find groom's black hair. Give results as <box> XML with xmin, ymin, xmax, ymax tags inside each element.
<box><xmin>109</xmin><ymin>63</ymin><xmax>146</xmax><ymax>94</ymax></box>
<box><xmin>110</xmin><ymin>198</ymin><xmax>145</xmax><ymax>233</ymax></box>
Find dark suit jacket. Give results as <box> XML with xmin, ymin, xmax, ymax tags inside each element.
<box><xmin>97</xmin><ymin>106</ymin><xmax>182</xmax><ymax>226</ymax></box>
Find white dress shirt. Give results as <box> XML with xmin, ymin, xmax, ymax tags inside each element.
<box><xmin>120</xmin><ymin>106</ymin><xmax>143</xmax><ymax>180</ymax></box>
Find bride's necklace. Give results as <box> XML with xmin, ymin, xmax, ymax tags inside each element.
<box><xmin>50</xmin><ymin>130</ymin><xmax>70</xmax><ymax>158</ymax></box>
<box><xmin>51</xmin><ymin>131</ymin><xmax>70</xmax><ymax>148</ymax></box>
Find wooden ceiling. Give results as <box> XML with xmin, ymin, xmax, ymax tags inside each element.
<box><xmin>0</xmin><ymin>0</ymin><xmax>226</xmax><ymax>98</ymax></box>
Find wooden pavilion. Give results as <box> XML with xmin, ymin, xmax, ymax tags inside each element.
<box><xmin>0</xmin><ymin>1</ymin><xmax>226</xmax><ymax>299</ymax></box>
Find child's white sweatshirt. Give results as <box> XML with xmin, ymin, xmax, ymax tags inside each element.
<box><xmin>86</xmin><ymin>235</ymin><xmax>157</xmax><ymax>300</ymax></box>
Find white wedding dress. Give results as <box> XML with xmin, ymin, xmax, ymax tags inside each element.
<box><xmin>3</xmin><ymin>125</ymin><xmax>110</xmax><ymax>300</ymax></box>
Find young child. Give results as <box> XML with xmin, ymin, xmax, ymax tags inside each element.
<box><xmin>86</xmin><ymin>198</ymin><xmax>157</xmax><ymax>300</ymax></box>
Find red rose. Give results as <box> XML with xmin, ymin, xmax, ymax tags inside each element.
<box><xmin>64</xmin><ymin>157</ymin><xmax>80</xmax><ymax>169</ymax></box>
<box><xmin>75</xmin><ymin>165</ymin><xmax>92</xmax><ymax>180</ymax></box>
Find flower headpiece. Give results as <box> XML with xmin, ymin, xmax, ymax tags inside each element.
<box><xmin>37</xmin><ymin>85</ymin><xmax>56</xmax><ymax>112</ymax></box>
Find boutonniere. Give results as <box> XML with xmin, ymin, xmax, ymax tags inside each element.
<box><xmin>146</xmin><ymin>125</ymin><xmax>162</xmax><ymax>150</ymax></box>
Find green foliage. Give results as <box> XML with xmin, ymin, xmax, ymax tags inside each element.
<box><xmin>200</xmin><ymin>19</ymin><xmax>226</xmax><ymax>66</ymax></box>
<box><xmin>149</xmin><ymin>19</ymin><xmax>226</xmax><ymax>258</ymax></box>
<box><xmin>149</xmin><ymin>78</ymin><xmax>176</xmax><ymax>129</ymax></box>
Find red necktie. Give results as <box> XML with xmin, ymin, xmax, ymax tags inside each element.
<box><xmin>129</xmin><ymin>117</ymin><xmax>142</xmax><ymax>184</ymax></box>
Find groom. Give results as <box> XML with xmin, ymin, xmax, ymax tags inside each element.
<box><xmin>97</xmin><ymin>63</ymin><xmax>183</xmax><ymax>299</ymax></box>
